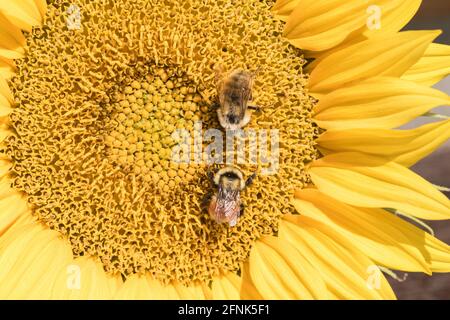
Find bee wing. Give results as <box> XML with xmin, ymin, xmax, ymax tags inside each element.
<box><xmin>215</xmin><ymin>65</ymin><xmax>226</xmax><ymax>106</ymax></box>
<box><xmin>214</xmin><ymin>64</ymin><xmax>225</xmax><ymax>82</ymax></box>
<box><xmin>218</xmin><ymin>81</ymin><xmax>226</xmax><ymax>106</ymax></box>
<box><xmin>217</xmin><ymin>185</ymin><xmax>241</xmax><ymax>223</ymax></box>
<box><xmin>240</xmin><ymin>87</ymin><xmax>252</xmax><ymax>107</ymax></box>
<box><xmin>239</xmin><ymin>72</ymin><xmax>255</xmax><ymax>107</ymax></box>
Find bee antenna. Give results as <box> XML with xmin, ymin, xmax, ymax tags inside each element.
<box><xmin>214</xmin><ymin>63</ymin><xmax>224</xmax><ymax>74</ymax></box>
<box><xmin>245</xmin><ymin>172</ymin><xmax>257</xmax><ymax>188</ymax></box>
<box><xmin>252</xmin><ymin>66</ymin><xmax>262</xmax><ymax>77</ymax></box>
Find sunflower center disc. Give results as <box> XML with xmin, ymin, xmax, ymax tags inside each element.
<box><xmin>5</xmin><ymin>0</ymin><xmax>319</xmax><ymax>284</ymax></box>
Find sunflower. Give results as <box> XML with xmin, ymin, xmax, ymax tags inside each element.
<box><xmin>0</xmin><ymin>0</ymin><xmax>449</xmax><ymax>300</ymax></box>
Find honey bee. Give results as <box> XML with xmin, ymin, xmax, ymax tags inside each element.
<box><xmin>206</xmin><ymin>166</ymin><xmax>256</xmax><ymax>227</ymax></box>
<box><xmin>214</xmin><ymin>66</ymin><xmax>260</xmax><ymax>130</ymax></box>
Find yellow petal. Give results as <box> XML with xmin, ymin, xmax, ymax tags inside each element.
<box><xmin>0</xmin><ymin>186</ymin><xmax>29</xmax><ymax>236</ymax></box>
<box><xmin>0</xmin><ymin>222</ymin><xmax>43</xmax><ymax>271</ymax></box>
<box><xmin>286</xmin><ymin>0</ymin><xmax>422</xmax><ymax>52</ymax></box>
<box><xmin>134</xmin><ymin>278</ymin><xmax>206</xmax><ymax>300</ymax></box>
<box><xmin>0</xmin><ymin>57</ymin><xmax>15</xmax><ymax>79</ymax></box>
<box><xmin>284</xmin><ymin>0</ymin><xmax>368</xmax><ymax>52</ymax></box>
<box><xmin>402</xmin><ymin>43</ymin><xmax>450</xmax><ymax>86</ymax></box>
<box><xmin>0</xmin><ymin>1</ymin><xmax>42</xmax><ymax>32</ymax></box>
<box><xmin>51</xmin><ymin>256</ymin><xmax>121</xmax><ymax>299</ymax></box>
<box><xmin>272</xmin><ymin>0</ymin><xmax>300</xmax><ymax>21</ymax></box>
<box><xmin>19</xmin><ymin>0</ymin><xmax>42</xmax><ymax>21</ymax></box>
<box><xmin>303</xmin><ymin>0</ymin><xmax>421</xmax><ymax>60</ymax></box>
<box><xmin>293</xmin><ymin>188</ymin><xmax>450</xmax><ymax>273</ymax></box>
<box><xmin>308</xmin><ymin>30</ymin><xmax>440</xmax><ymax>95</ymax></box>
<box><xmin>0</xmin><ymin>76</ymin><xmax>13</xmax><ymax>104</ymax></box>
<box><xmin>304</xmin><ymin>37</ymin><xmax>361</xmax><ymax>69</ymax></box>
<box><xmin>0</xmin><ymin>209</ymin><xmax>35</xmax><ymax>241</ymax></box>
<box><xmin>172</xmin><ymin>281</ymin><xmax>206</xmax><ymax>299</ymax></box>
<box><xmin>309</xmin><ymin>152</ymin><xmax>450</xmax><ymax>220</ymax></box>
<box><xmin>33</xmin><ymin>0</ymin><xmax>48</xmax><ymax>19</ymax></box>
<box><xmin>240</xmin><ymin>262</ymin><xmax>263</xmax><ymax>299</ymax></box>
<box><xmin>165</xmin><ymin>283</ymin><xmax>185</xmax><ymax>299</ymax></box>
<box><xmin>0</xmin><ymin>123</ymin><xmax>10</xmax><ymax>143</ymax></box>
<box><xmin>0</xmin><ymin>13</ymin><xmax>26</xmax><ymax>60</ymax></box>
<box><xmin>0</xmin><ymin>222</ymin><xmax>72</xmax><ymax>299</ymax></box>
<box><xmin>211</xmin><ymin>272</ymin><xmax>242</xmax><ymax>300</ymax></box>
<box><xmin>115</xmin><ymin>275</ymin><xmax>155</xmax><ymax>299</ymax></box>
<box><xmin>362</xmin><ymin>0</ymin><xmax>422</xmax><ymax>38</ymax></box>
<box><xmin>317</xmin><ymin>119</ymin><xmax>450</xmax><ymax>167</ymax></box>
<box><xmin>0</xmin><ymin>47</ymin><xmax>23</xmax><ymax>61</ymax></box>
<box><xmin>0</xmin><ymin>176</ymin><xmax>12</xmax><ymax>199</ymax></box>
<box><xmin>428</xmin><ymin>240</ymin><xmax>450</xmax><ymax>272</ymax></box>
<box><xmin>8</xmin><ymin>237</ymin><xmax>73</xmax><ymax>299</ymax></box>
<box><xmin>144</xmin><ymin>278</ymin><xmax>175</xmax><ymax>299</ymax></box>
<box><xmin>313</xmin><ymin>77</ymin><xmax>450</xmax><ymax>130</ymax></box>
<box><xmin>249</xmin><ymin>236</ymin><xmax>330</xmax><ymax>299</ymax></box>
<box><xmin>272</xmin><ymin>0</ymin><xmax>299</xmax><ymax>13</ymax></box>
<box><xmin>131</xmin><ymin>277</ymin><xmax>168</xmax><ymax>299</ymax></box>
<box><xmin>281</xmin><ymin>216</ymin><xmax>396</xmax><ymax>299</ymax></box>
<box><xmin>0</xmin><ymin>159</ymin><xmax>11</xmax><ymax>176</ymax></box>
<box><xmin>0</xmin><ymin>95</ymin><xmax>12</xmax><ymax>116</ymax></box>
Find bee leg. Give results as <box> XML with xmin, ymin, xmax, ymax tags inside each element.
<box><xmin>245</xmin><ymin>172</ymin><xmax>257</xmax><ymax>188</ymax></box>
<box><xmin>240</xmin><ymin>109</ymin><xmax>252</xmax><ymax>127</ymax></box>
<box><xmin>201</xmin><ymin>192</ymin><xmax>212</xmax><ymax>208</ymax></box>
<box><xmin>240</xmin><ymin>203</ymin><xmax>245</xmax><ymax>216</ymax></box>
<box><xmin>217</xmin><ymin>109</ymin><xmax>228</xmax><ymax>128</ymax></box>
<box><xmin>214</xmin><ymin>64</ymin><xmax>225</xmax><ymax>82</ymax></box>
<box><xmin>207</xmin><ymin>169</ymin><xmax>215</xmax><ymax>185</ymax></box>
<box><xmin>211</xmin><ymin>101</ymin><xmax>220</xmax><ymax>109</ymax></box>
<box><xmin>247</xmin><ymin>104</ymin><xmax>260</xmax><ymax>111</ymax></box>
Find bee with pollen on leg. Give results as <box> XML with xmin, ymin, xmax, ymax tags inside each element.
<box><xmin>214</xmin><ymin>65</ymin><xmax>261</xmax><ymax>130</ymax></box>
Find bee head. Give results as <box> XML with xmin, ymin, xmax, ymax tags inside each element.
<box><xmin>226</xmin><ymin>113</ymin><xmax>239</xmax><ymax>124</ymax></box>
<box><xmin>214</xmin><ymin>166</ymin><xmax>245</xmax><ymax>190</ymax></box>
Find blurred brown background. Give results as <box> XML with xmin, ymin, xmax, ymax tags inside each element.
<box><xmin>386</xmin><ymin>0</ymin><xmax>450</xmax><ymax>299</ymax></box>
